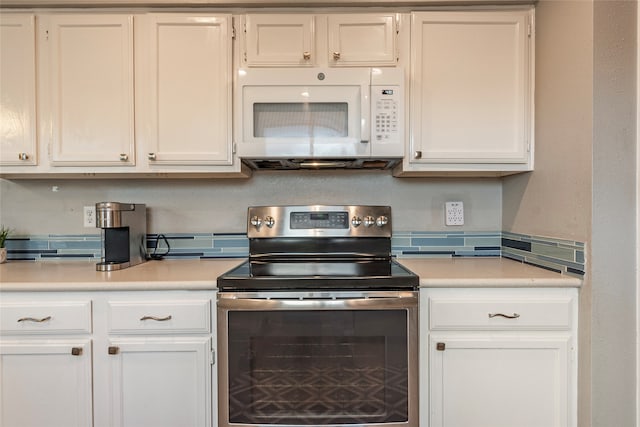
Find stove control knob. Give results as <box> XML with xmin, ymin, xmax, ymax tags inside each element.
<box><xmin>250</xmin><ymin>216</ymin><xmax>262</xmax><ymax>228</ymax></box>
<box><xmin>376</xmin><ymin>216</ymin><xmax>389</xmax><ymax>227</ymax></box>
<box><xmin>264</xmin><ymin>216</ymin><xmax>275</xmax><ymax>228</ymax></box>
<box><xmin>351</xmin><ymin>216</ymin><xmax>362</xmax><ymax>227</ymax></box>
<box><xmin>363</xmin><ymin>216</ymin><xmax>376</xmax><ymax>227</ymax></box>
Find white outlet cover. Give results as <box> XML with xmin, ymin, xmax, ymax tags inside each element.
<box><xmin>445</xmin><ymin>201</ymin><xmax>464</xmax><ymax>226</ymax></box>
<box><xmin>83</xmin><ymin>206</ymin><xmax>96</xmax><ymax>228</ymax></box>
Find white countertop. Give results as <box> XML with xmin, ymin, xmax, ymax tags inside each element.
<box><xmin>0</xmin><ymin>257</ymin><xmax>581</xmax><ymax>291</ymax></box>
<box><xmin>398</xmin><ymin>257</ymin><xmax>582</xmax><ymax>287</ymax></box>
<box><xmin>0</xmin><ymin>259</ymin><xmax>243</xmax><ymax>291</ymax></box>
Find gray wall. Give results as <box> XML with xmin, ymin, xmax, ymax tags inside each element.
<box><xmin>503</xmin><ymin>1</ymin><xmax>638</xmax><ymax>426</ymax></box>
<box><xmin>0</xmin><ymin>173</ymin><xmax>502</xmax><ymax>235</ymax></box>
<box><xmin>502</xmin><ymin>1</ymin><xmax>593</xmax><ymax>243</ymax></box>
<box><xmin>502</xmin><ymin>2</ymin><xmax>595</xmax><ymax>425</ymax></box>
<box><xmin>592</xmin><ymin>1</ymin><xmax>637</xmax><ymax>426</ymax></box>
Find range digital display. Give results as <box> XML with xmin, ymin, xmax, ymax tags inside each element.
<box><xmin>309</xmin><ymin>213</ymin><xmax>329</xmax><ymax>221</ymax></box>
<box><xmin>290</xmin><ymin>211</ymin><xmax>349</xmax><ymax>229</ymax></box>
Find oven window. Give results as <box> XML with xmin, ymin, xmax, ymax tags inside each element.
<box><xmin>227</xmin><ymin>310</ymin><xmax>408</xmax><ymax>425</ymax></box>
<box><xmin>253</xmin><ymin>102</ymin><xmax>349</xmax><ymax>138</ymax></box>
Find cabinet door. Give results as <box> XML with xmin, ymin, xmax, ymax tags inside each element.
<box><xmin>410</xmin><ymin>11</ymin><xmax>532</xmax><ymax>166</ymax></box>
<box><xmin>0</xmin><ymin>339</ymin><xmax>93</xmax><ymax>427</ymax></box>
<box><xmin>143</xmin><ymin>14</ymin><xmax>232</xmax><ymax>165</ymax></box>
<box><xmin>42</xmin><ymin>14</ymin><xmax>135</xmax><ymax>166</ymax></box>
<box><xmin>327</xmin><ymin>14</ymin><xmax>397</xmax><ymax>66</ymax></box>
<box><xmin>245</xmin><ymin>14</ymin><xmax>314</xmax><ymax>66</ymax></box>
<box><xmin>0</xmin><ymin>14</ymin><xmax>37</xmax><ymax>166</ymax></box>
<box><xmin>107</xmin><ymin>337</ymin><xmax>212</xmax><ymax>427</ymax></box>
<box><xmin>429</xmin><ymin>334</ymin><xmax>571</xmax><ymax>427</ymax></box>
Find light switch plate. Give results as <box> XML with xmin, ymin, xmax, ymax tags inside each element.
<box><xmin>445</xmin><ymin>201</ymin><xmax>464</xmax><ymax>226</ymax></box>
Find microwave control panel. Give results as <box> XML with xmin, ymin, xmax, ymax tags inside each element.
<box><xmin>372</xmin><ymin>86</ymin><xmax>401</xmax><ymax>143</ymax></box>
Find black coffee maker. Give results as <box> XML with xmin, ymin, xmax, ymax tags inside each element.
<box><xmin>95</xmin><ymin>202</ymin><xmax>147</xmax><ymax>272</ymax></box>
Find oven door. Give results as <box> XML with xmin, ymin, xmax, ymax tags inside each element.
<box><xmin>217</xmin><ymin>290</ymin><xmax>418</xmax><ymax>427</ymax></box>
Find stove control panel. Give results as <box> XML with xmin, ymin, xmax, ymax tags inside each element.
<box><xmin>248</xmin><ymin>205</ymin><xmax>392</xmax><ymax>238</ymax></box>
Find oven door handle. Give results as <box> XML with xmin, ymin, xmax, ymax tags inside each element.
<box><xmin>218</xmin><ymin>295</ymin><xmax>417</xmax><ymax>311</ymax></box>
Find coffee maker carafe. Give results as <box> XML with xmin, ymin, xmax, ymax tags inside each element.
<box><xmin>95</xmin><ymin>202</ymin><xmax>147</xmax><ymax>272</ymax></box>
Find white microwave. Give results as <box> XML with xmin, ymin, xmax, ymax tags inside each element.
<box><xmin>234</xmin><ymin>67</ymin><xmax>404</xmax><ymax>169</ymax></box>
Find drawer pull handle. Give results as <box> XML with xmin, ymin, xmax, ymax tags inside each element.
<box><xmin>17</xmin><ymin>316</ymin><xmax>52</xmax><ymax>323</ymax></box>
<box><xmin>140</xmin><ymin>315</ymin><xmax>172</xmax><ymax>322</ymax></box>
<box><xmin>488</xmin><ymin>312</ymin><xmax>520</xmax><ymax>319</ymax></box>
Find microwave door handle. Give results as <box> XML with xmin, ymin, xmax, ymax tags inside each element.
<box><xmin>360</xmin><ymin>84</ymin><xmax>370</xmax><ymax>143</ymax></box>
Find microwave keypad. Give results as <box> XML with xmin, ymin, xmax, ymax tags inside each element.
<box><xmin>373</xmin><ymin>88</ymin><xmax>400</xmax><ymax>141</ymax></box>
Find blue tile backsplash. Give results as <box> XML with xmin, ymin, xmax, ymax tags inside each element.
<box><xmin>5</xmin><ymin>230</ymin><xmax>585</xmax><ymax>277</ymax></box>
<box><xmin>501</xmin><ymin>231</ymin><xmax>586</xmax><ymax>277</ymax></box>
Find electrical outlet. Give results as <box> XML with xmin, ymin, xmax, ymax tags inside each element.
<box><xmin>445</xmin><ymin>201</ymin><xmax>464</xmax><ymax>226</ymax></box>
<box><xmin>83</xmin><ymin>206</ymin><xmax>96</xmax><ymax>228</ymax></box>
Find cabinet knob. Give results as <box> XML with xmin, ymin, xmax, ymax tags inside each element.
<box><xmin>71</xmin><ymin>347</ymin><xmax>83</xmax><ymax>356</ymax></box>
<box><xmin>108</xmin><ymin>346</ymin><xmax>119</xmax><ymax>355</ymax></box>
<box><xmin>119</xmin><ymin>153</ymin><xmax>129</xmax><ymax>161</ymax></box>
<box><xmin>148</xmin><ymin>153</ymin><xmax>157</xmax><ymax>161</ymax></box>
<box><xmin>18</xmin><ymin>152</ymin><xmax>29</xmax><ymax>161</ymax></box>
<box><xmin>332</xmin><ymin>51</ymin><xmax>341</xmax><ymax>60</ymax></box>
<box><xmin>414</xmin><ymin>151</ymin><xmax>422</xmax><ymax>159</ymax></box>
<box><xmin>303</xmin><ymin>51</ymin><xmax>311</xmax><ymax>60</ymax></box>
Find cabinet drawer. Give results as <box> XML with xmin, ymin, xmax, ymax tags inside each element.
<box><xmin>108</xmin><ymin>299</ymin><xmax>210</xmax><ymax>334</ymax></box>
<box><xmin>0</xmin><ymin>300</ymin><xmax>92</xmax><ymax>335</ymax></box>
<box><xmin>429</xmin><ymin>297</ymin><xmax>573</xmax><ymax>331</ymax></box>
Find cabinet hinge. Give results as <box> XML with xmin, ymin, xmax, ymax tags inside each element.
<box><xmin>527</xmin><ymin>140</ymin><xmax>531</xmax><ymax>153</ymax></box>
<box><xmin>232</xmin><ymin>143</ymin><xmax>237</xmax><ymax>155</ymax></box>
<box><xmin>232</xmin><ymin>25</ymin><xmax>236</xmax><ymax>40</ymax></box>
<box><xmin>210</xmin><ymin>349</ymin><xmax>216</xmax><ymax>365</ymax></box>
<box><xmin>527</xmin><ymin>23</ymin><xmax>532</xmax><ymax>38</ymax></box>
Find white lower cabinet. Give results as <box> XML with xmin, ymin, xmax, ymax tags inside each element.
<box><xmin>0</xmin><ymin>296</ymin><xmax>94</xmax><ymax>427</ymax></box>
<box><xmin>1</xmin><ymin>286</ymin><xmax>578</xmax><ymax>426</ymax></box>
<box><xmin>0</xmin><ymin>340</ymin><xmax>93</xmax><ymax>427</ymax></box>
<box><xmin>106</xmin><ymin>337</ymin><xmax>212</xmax><ymax>427</ymax></box>
<box><xmin>420</xmin><ymin>287</ymin><xmax>578</xmax><ymax>427</ymax></box>
<box><xmin>97</xmin><ymin>294</ymin><xmax>214</xmax><ymax>427</ymax></box>
<box><xmin>0</xmin><ymin>290</ymin><xmax>217</xmax><ymax>427</ymax></box>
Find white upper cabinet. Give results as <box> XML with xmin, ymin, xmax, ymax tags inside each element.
<box><xmin>242</xmin><ymin>13</ymin><xmax>398</xmax><ymax>67</ymax></box>
<box><xmin>41</xmin><ymin>14</ymin><xmax>135</xmax><ymax>166</ymax></box>
<box><xmin>140</xmin><ymin>14</ymin><xmax>233</xmax><ymax>166</ymax></box>
<box><xmin>327</xmin><ymin>14</ymin><xmax>397</xmax><ymax>66</ymax></box>
<box><xmin>397</xmin><ymin>9</ymin><xmax>534</xmax><ymax>176</ymax></box>
<box><xmin>0</xmin><ymin>14</ymin><xmax>37</xmax><ymax>166</ymax></box>
<box><xmin>244</xmin><ymin>14</ymin><xmax>315</xmax><ymax>66</ymax></box>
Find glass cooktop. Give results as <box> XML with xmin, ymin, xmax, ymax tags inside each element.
<box><xmin>217</xmin><ymin>258</ymin><xmax>419</xmax><ymax>291</ymax></box>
